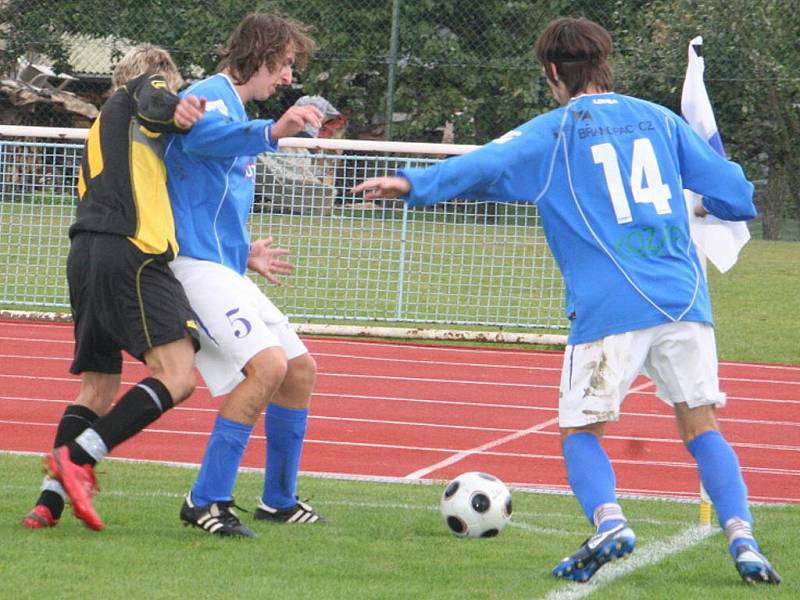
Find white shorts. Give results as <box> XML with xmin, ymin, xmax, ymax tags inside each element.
<box><xmin>170</xmin><ymin>256</ymin><xmax>308</xmax><ymax>397</ymax></box>
<box><xmin>558</xmin><ymin>321</ymin><xmax>726</xmax><ymax>428</ymax></box>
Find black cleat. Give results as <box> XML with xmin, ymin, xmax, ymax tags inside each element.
<box><xmin>552</xmin><ymin>523</ymin><xmax>636</xmax><ymax>582</ymax></box>
<box><xmin>254</xmin><ymin>498</ymin><xmax>325</xmax><ymax>524</ymax></box>
<box><xmin>180</xmin><ymin>494</ymin><xmax>256</xmax><ymax>538</ymax></box>
<box><xmin>734</xmin><ymin>543</ymin><xmax>781</xmax><ymax>584</ymax></box>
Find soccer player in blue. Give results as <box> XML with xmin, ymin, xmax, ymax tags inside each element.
<box><xmin>165</xmin><ymin>12</ymin><xmax>325</xmax><ymax>537</ymax></box>
<box><xmin>354</xmin><ymin>17</ymin><xmax>780</xmax><ymax>586</ymax></box>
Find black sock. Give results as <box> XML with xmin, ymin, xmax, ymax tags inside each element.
<box><xmin>72</xmin><ymin>377</ymin><xmax>174</xmax><ymax>462</ymax></box>
<box><xmin>55</xmin><ymin>404</ymin><xmax>99</xmax><ymax>447</ymax></box>
<box><xmin>38</xmin><ymin>405</ymin><xmax>99</xmax><ymax>516</ymax></box>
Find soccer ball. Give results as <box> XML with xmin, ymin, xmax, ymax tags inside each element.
<box><xmin>440</xmin><ymin>471</ymin><xmax>512</xmax><ymax>538</ymax></box>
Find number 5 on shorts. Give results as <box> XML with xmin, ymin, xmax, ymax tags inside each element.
<box><xmin>225</xmin><ymin>308</ymin><xmax>252</xmax><ymax>339</ymax></box>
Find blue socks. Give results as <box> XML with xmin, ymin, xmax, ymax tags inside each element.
<box><xmin>563</xmin><ymin>432</ymin><xmax>622</xmax><ymax>531</ymax></box>
<box><xmin>191</xmin><ymin>415</ymin><xmax>252</xmax><ymax>506</ymax></box>
<box><xmin>687</xmin><ymin>430</ymin><xmax>755</xmax><ymax>553</ymax></box>
<box><xmin>262</xmin><ymin>404</ymin><xmax>309</xmax><ymax>510</ymax></box>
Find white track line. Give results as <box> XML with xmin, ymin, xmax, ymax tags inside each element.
<box><xmin>2</xmin><ymin>324</ymin><xmax>800</xmax><ymax>370</ymax></box>
<box><xmin>5</xmin><ymin>348</ymin><xmax>800</xmax><ymax>385</ymax></box>
<box><xmin>403</xmin><ymin>417</ymin><xmax>560</xmax><ymax>478</ymax></box>
<box><xmin>4</xmin><ymin>418</ymin><xmax>797</xmax><ymax>477</ymax></box>
<box><xmin>2</xmin><ymin>370</ymin><xmax>800</xmax><ymax>409</ymax></box>
<box><xmin>2</xmin><ymin>450</ymin><xmax>795</xmax><ymax>504</ymax></box>
<box><xmin>5</xmin><ymin>394</ymin><xmax>800</xmax><ymax>447</ymax></box>
<box><xmin>0</xmin><ymin>350</ymin><xmax>562</xmax><ymax>372</ymax></box>
<box><xmin>539</xmin><ymin>525</ymin><xmax>716</xmax><ymax>600</ymax></box>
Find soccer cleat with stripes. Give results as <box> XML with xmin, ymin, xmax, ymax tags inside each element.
<box><xmin>552</xmin><ymin>523</ymin><xmax>636</xmax><ymax>583</ymax></box>
<box><xmin>43</xmin><ymin>446</ymin><xmax>103</xmax><ymax>531</ymax></box>
<box><xmin>179</xmin><ymin>494</ymin><xmax>256</xmax><ymax>538</ymax></box>
<box><xmin>21</xmin><ymin>504</ymin><xmax>59</xmax><ymax>529</ymax></box>
<box><xmin>734</xmin><ymin>543</ymin><xmax>781</xmax><ymax>584</ymax></box>
<box><xmin>254</xmin><ymin>498</ymin><xmax>325</xmax><ymax>524</ymax></box>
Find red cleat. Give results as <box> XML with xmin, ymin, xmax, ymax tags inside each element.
<box><xmin>21</xmin><ymin>504</ymin><xmax>59</xmax><ymax>529</ymax></box>
<box><xmin>43</xmin><ymin>447</ymin><xmax>104</xmax><ymax>531</ymax></box>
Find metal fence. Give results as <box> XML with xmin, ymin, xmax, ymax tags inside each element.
<box><xmin>0</xmin><ymin>132</ymin><xmax>566</xmax><ymax>333</ymax></box>
<box><xmin>1</xmin><ymin>1</ymin><xmax>797</xmax><ymax>236</ymax></box>
<box><xmin>1</xmin><ymin>2</ymin><xmax>797</xmax><ymax>138</ymax></box>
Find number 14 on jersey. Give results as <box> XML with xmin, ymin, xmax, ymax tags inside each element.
<box><xmin>591</xmin><ymin>137</ymin><xmax>672</xmax><ymax>224</ymax></box>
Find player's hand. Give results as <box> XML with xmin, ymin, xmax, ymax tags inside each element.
<box><xmin>352</xmin><ymin>177</ymin><xmax>411</xmax><ymax>201</ymax></box>
<box><xmin>271</xmin><ymin>105</ymin><xmax>323</xmax><ymax>140</ymax></box>
<box><xmin>247</xmin><ymin>236</ymin><xmax>294</xmax><ymax>285</ymax></box>
<box><xmin>174</xmin><ymin>96</ymin><xmax>206</xmax><ymax>128</ymax></box>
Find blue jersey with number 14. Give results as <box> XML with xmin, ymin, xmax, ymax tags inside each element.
<box><xmin>399</xmin><ymin>93</ymin><xmax>755</xmax><ymax>344</ymax></box>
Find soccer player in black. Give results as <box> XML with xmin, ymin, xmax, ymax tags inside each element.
<box><xmin>22</xmin><ymin>45</ymin><xmax>205</xmax><ymax>531</ymax></box>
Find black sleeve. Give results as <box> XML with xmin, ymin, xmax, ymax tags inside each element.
<box><xmin>129</xmin><ymin>74</ymin><xmax>191</xmax><ymax>134</ymax></box>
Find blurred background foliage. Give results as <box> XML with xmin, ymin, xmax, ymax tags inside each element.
<box><xmin>1</xmin><ymin>0</ymin><xmax>797</xmax><ymax>238</ymax></box>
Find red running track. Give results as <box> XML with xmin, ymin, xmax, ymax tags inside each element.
<box><xmin>1</xmin><ymin>319</ymin><xmax>799</xmax><ymax>504</ymax></box>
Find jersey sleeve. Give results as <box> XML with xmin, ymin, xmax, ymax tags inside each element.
<box><xmin>399</xmin><ymin>118</ymin><xmax>554</xmax><ymax>207</ymax></box>
<box><xmin>130</xmin><ymin>74</ymin><xmax>189</xmax><ymax>134</ymax></box>
<box><xmin>176</xmin><ymin>81</ymin><xmax>276</xmax><ymax>159</ymax></box>
<box><xmin>672</xmin><ymin>115</ymin><xmax>756</xmax><ymax>221</ymax></box>
<box><xmin>180</xmin><ymin>111</ymin><xmax>276</xmax><ymax>158</ymax></box>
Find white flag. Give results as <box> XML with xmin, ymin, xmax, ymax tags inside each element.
<box><xmin>682</xmin><ymin>36</ymin><xmax>751</xmax><ymax>274</ymax></box>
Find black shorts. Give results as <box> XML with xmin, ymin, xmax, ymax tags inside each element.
<box><xmin>68</xmin><ymin>232</ymin><xmax>199</xmax><ymax>374</ymax></box>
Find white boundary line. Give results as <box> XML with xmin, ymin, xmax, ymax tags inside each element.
<box><xmin>1</xmin><ymin>450</ymin><xmax>794</xmax><ymax>505</ymax></box>
<box><xmin>539</xmin><ymin>526</ymin><xmax>716</xmax><ymax>600</ymax></box>
<box><xmin>404</xmin><ymin>417</ymin><xmax>560</xmax><ymax>479</ymax></box>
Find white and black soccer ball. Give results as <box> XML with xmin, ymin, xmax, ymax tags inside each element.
<box><xmin>440</xmin><ymin>471</ymin><xmax>512</xmax><ymax>538</ymax></box>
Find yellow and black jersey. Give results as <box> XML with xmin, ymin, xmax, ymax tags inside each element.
<box><xmin>72</xmin><ymin>73</ymin><xmax>191</xmax><ymax>259</ymax></box>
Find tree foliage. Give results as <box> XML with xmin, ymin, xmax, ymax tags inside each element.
<box><xmin>1</xmin><ymin>0</ymin><xmax>797</xmax><ymax>237</ymax></box>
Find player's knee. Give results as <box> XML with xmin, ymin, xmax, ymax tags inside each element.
<box><xmin>675</xmin><ymin>403</ymin><xmax>718</xmax><ymax>444</ymax></box>
<box><xmin>289</xmin><ymin>353</ymin><xmax>317</xmax><ymax>390</ymax></box>
<box><xmin>172</xmin><ymin>371</ymin><xmax>196</xmax><ymax>403</ymax></box>
<box><xmin>154</xmin><ymin>370</ymin><xmax>195</xmax><ymax>404</ymax></box>
<box><xmin>76</xmin><ymin>373</ymin><xmax>120</xmax><ymax>415</ymax></box>
<box><xmin>560</xmin><ymin>422</ymin><xmax>605</xmax><ymax>442</ymax></box>
<box><xmin>245</xmin><ymin>349</ymin><xmax>289</xmax><ymax>397</ymax></box>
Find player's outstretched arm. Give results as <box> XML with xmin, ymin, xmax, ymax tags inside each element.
<box><xmin>352</xmin><ymin>176</ymin><xmax>411</xmax><ymax>201</ymax></box>
<box><xmin>247</xmin><ymin>237</ymin><xmax>294</xmax><ymax>285</ymax></box>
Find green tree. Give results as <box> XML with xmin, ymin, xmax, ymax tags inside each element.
<box><xmin>1</xmin><ymin>0</ymin><xmax>796</xmax><ymax>238</ymax></box>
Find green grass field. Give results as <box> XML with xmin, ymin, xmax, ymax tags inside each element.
<box><xmin>1</xmin><ymin>202</ymin><xmax>798</xmax><ymax>597</ymax></box>
<box><xmin>1</xmin><ymin>454</ymin><xmax>797</xmax><ymax>600</ymax></box>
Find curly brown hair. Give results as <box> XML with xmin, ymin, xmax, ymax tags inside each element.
<box><xmin>534</xmin><ymin>17</ymin><xmax>614</xmax><ymax>97</ymax></box>
<box><xmin>217</xmin><ymin>12</ymin><xmax>315</xmax><ymax>85</ymax></box>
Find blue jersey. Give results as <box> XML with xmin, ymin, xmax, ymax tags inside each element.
<box><xmin>166</xmin><ymin>74</ymin><xmax>278</xmax><ymax>274</ymax></box>
<box><xmin>400</xmin><ymin>93</ymin><xmax>755</xmax><ymax>344</ymax></box>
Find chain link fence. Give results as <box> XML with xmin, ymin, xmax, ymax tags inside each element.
<box><xmin>0</xmin><ymin>0</ymin><xmax>798</xmax><ymax>237</ymax></box>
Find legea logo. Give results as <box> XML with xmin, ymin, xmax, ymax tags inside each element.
<box><xmin>244</xmin><ymin>161</ymin><xmax>257</xmax><ymax>179</ymax></box>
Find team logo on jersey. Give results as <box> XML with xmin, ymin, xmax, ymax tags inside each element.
<box><xmin>572</xmin><ymin>109</ymin><xmax>593</xmax><ymax>121</ymax></box>
<box><xmin>205</xmin><ymin>99</ymin><xmax>230</xmax><ymax>117</ymax></box>
<box><xmin>493</xmin><ymin>130</ymin><xmax>521</xmax><ymax>145</ymax></box>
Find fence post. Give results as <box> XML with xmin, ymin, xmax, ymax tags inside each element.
<box><xmin>385</xmin><ymin>0</ymin><xmax>401</xmax><ymax>141</ymax></box>
<box><xmin>395</xmin><ymin>158</ymin><xmax>412</xmax><ymax>320</ymax></box>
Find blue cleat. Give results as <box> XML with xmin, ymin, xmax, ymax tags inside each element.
<box><xmin>552</xmin><ymin>523</ymin><xmax>636</xmax><ymax>582</ymax></box>
<box><xmin>734</xmin><ymin>543</ymin><xmax>781</xmax><ymax>584</ymax></box>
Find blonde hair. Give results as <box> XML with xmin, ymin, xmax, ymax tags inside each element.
<box><xmin>111</xmin><ymin>44</ymin><xmax>184</xmax><ymax>92</ymax></box>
